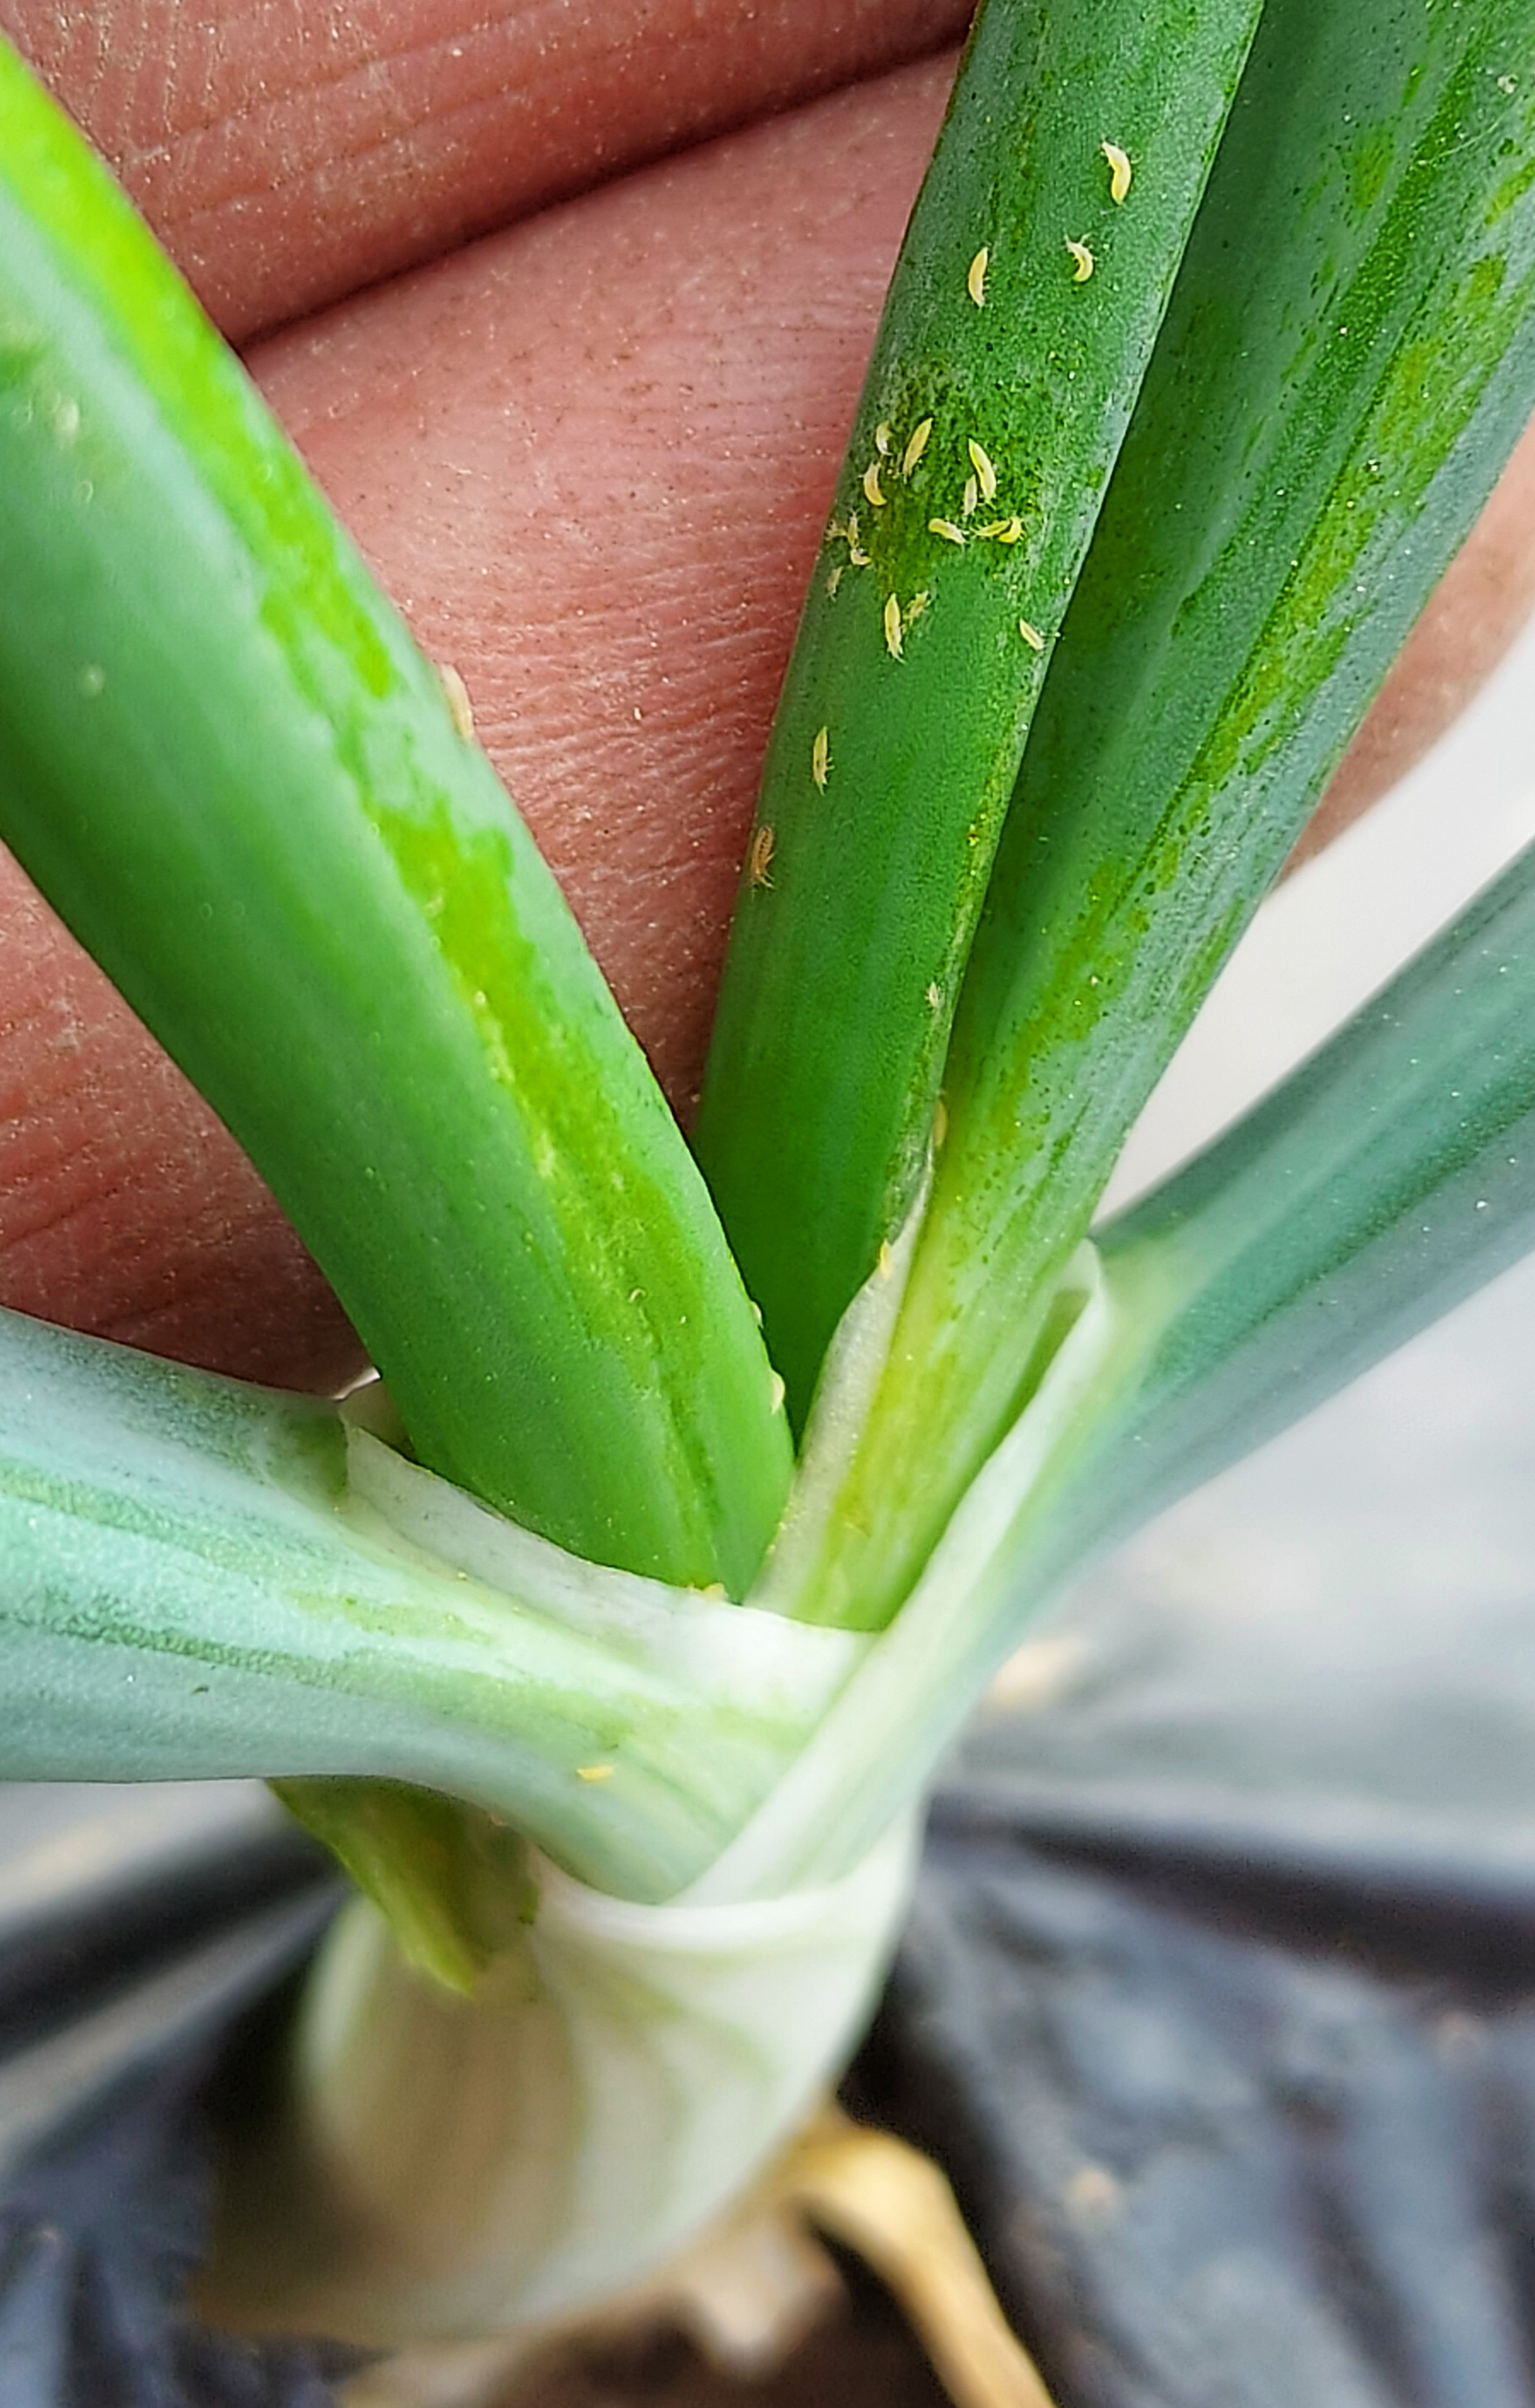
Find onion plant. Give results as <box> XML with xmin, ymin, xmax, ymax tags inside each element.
<box><xmin>0</xmin><ymin>0</ymin><xmax>1532</xmax><ymax>2366</ymax></box>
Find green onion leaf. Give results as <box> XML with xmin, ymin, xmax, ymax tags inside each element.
<box><xmin>1051</xmin><ymin>833</ymin><xmax>1535</xmax><ymax>1592</ymax></box>
<box><xmin>0</xmin><ymin>1307</ymin><xmax>856</xmax><ymax>1907</ymax></box>
<box><xmin>695</xmin><ymin>0</ymin><xmax>1264</xmax><ymax>1422</ymax></box>
<box><xmin>798</xmin><ymin>0</ymin><xmax>1535</xmax><ymax>1630</ymax></box>
<box><xmin>0</xmin><ymin>36</ymin><xmax>789</xmax><ymax>1595</ymax></box>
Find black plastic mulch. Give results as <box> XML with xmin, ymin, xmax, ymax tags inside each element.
<box><xmin>0</xmin><ymin>1803</ymin><xmax>346</xmax><ymax>2406</ymax></box>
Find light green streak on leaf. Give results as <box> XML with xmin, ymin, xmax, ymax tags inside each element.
<box><xmin>0</xmin><ymin>33</ymin><xmax>790</xmax><ymax>1595</ymax></box>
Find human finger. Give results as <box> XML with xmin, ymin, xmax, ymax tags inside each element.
<box><xmin>0</xmin><ymin>0</ymin><xmax>970</xmax><ymax>340</ymax></box>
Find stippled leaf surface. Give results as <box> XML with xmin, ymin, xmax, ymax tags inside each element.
<box><xmin>695</xmin><ymin>0</ymin><xmax>1262</xmax><ymax>1421</ymax></box>
<box><xmin>798</xmin><ymin>0</ymin><xmax>1535</xmax><ymax>1630</ymax></box>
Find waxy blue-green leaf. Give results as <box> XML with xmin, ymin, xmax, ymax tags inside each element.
<box><xmin>1048</xmin><ymin>834</ymin><xmax>1535</xmax><ymax>1596</ymax></box>
<box><xmin>0</xmin><ymin>1308</ymin><xmax>854</xmax><ymax>1912</ymax></box>
<box><xmin>695</xmin><ymin>0</ymin><xmax>1264</xmax><ymax>1422</ymax></box>
<box><xmin>795</xmin><ymin>0</ymin><xmax>1535</xmax><ymax>1630</ymax></box>
<box><xmin>0</xmin><ymin>36</ymin><xmax>789</xmax><ymax>1596</ymax></box>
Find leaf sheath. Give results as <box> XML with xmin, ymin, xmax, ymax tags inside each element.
<box><xmin>0</xmin><ymin>1307</ymin><xmax>854</xmax><ymax>1902</ymax></box>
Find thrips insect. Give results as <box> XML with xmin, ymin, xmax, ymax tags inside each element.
<box><xmin>1101</xmin><ymin>141</ymin><xmax>1132</xmax><ymax>204</ymax></box>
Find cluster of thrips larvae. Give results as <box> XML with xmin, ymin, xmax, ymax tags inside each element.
<box><xmin>822</xmin><ymin>407</ymin><xmax>1040</xmax><ymax>681</ymax></box>
<box><xmin>746</xmin><ymin>139</ymin><xmax>1132</xmax><ymax>888</ymax></box>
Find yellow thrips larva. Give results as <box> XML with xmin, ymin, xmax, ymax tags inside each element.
<box><xmin>967</xmin><ymin>246</ymin><xmax>989</xmax><ymax>307</ymax></box>
<box><xmin>962</xmin><ymin>474</ymin><xmax>979</xmax><ymax>519</ymax></box>
<box><xmin>902</xmin><ymin>417</ymin><xmax>935</xmax><ymax>477</ymax></box>
<box><xmin>863</xmin><ymin>460</ymin><xmax>887</xmax><ymax>508</ymax></box>
<box><xmin>933</xmin><ymin>1094</ymin><xmax>949</xmax><ymax>1148</ymax></box>
<box><xmin>903</xmin><ymin>591</ymin><xmax>931</xmax><ymax>628</ymax></box>
<box><xmin>849</xmin><ymin>543</ymin><xmax>872</xmax><ymax>567</ymax></box>
<box><xmin>929</xmin><ymin>518</ymin><xmax>967</xmax><ymax>547</ymax></box>
<box><xmin>1101</xmin><ymin>141</ymin><xmax>1132</xmax><ymax>204</ymax></box>
<box><xmin>967</xmin><ymin>438</ymin><xmax>999</xmax><ymax>503</ymax></box>
<box><xmin>437</xmin><ymin>661</ymin><xmax>476</xmax><ymax>741</ymax></box>
<box><xmin>875</xmin><ymin>421</ymin><xmax>894</xmax><ymax>456</ymax></box>
<box><xmin>576</xmin><ymin>1764</ymin><xmax>615</xmax><ymax>1783</ymax></box>
<box><xmin>883</xmin><ymin>592</ymin><xmax>905</xmax><ymax>657</ymax></box>
<box><xmin>1067</xmin><ymin>239</ymin><xmax>1095</xmax><ymax>282</ymax></box>
<box><xmin>1018</xmin><ymin>618</ymin><xmax>1046</xmax><ymax>650</ymax></box>
<box><xmin>826</xmin><ymin>562</ymin><xmax>844</xmax><ymax>597</ymax></box>
<box><xmin>769</xmin><ymin>1371</ymin><xmax>787</xmax><ymax>1415</ymax></box>
<box><xmin>925</xmin><ymin>981</ymin><xmax>942</xmax><ymax>1009</ymax></box>
<box><xmin>878</xmin><ymin>1241</ymin><xmax>895</xmax><ymax>1282</ymax></box>
<box><xmin>994</xmin><ymin>516</ymin><xmax>1024</xmax><ymax>544</ymax></box>
<box><xmin>812</xmin><ymin>726</ymin><xmax>831</xmax><ymax>789</ymax></box>
<box><xmin>750</xmin><ymin>825</ymin><xmax>776</xmax><ymax>887</ymax></box>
